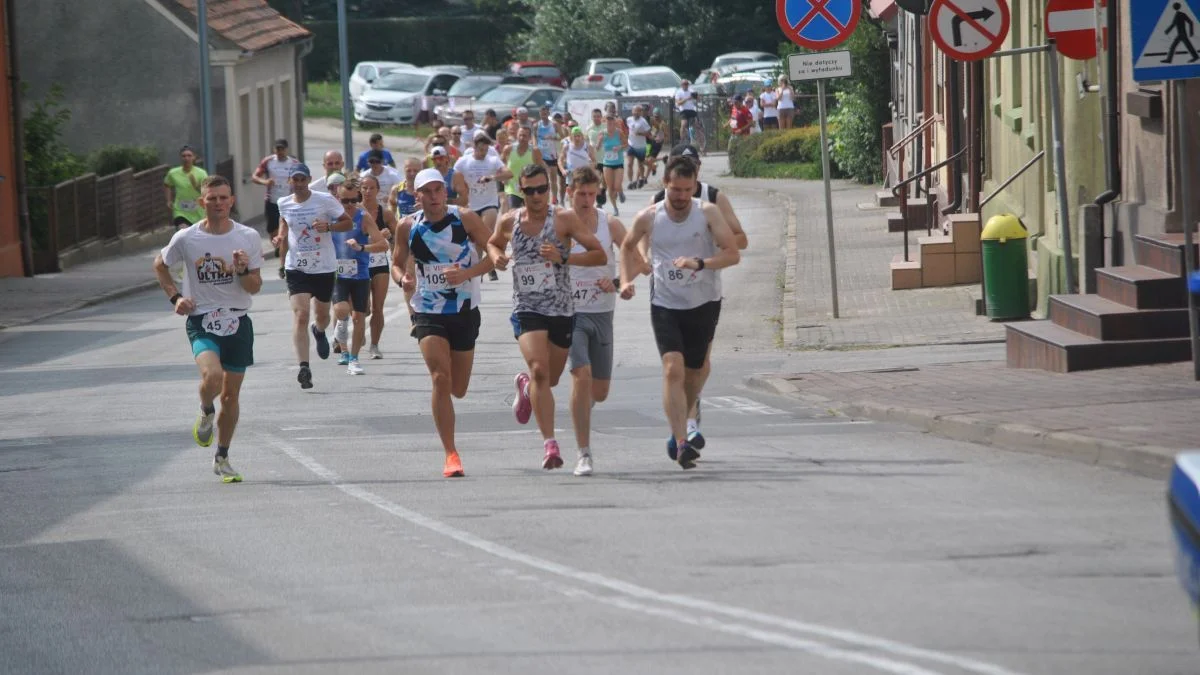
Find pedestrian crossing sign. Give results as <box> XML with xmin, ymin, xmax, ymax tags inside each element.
<box><xmin>1133</xmin><ymin>0</ymin><xmax>1200</xmax><ymax>81</ymax></box>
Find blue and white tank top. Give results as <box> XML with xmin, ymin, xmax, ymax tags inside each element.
<box><xmin>394</xmin><ymin>185</ymin><xmax>417</xmax><ymax>217</ymax></box>
<box><xmin>444</xmin><ymin>168</ymin><xmax>458</xmax><ymax>201</ymax></box>
<box><xmin>511</xmin><ymin>208</ymin><xmax>572</xmax><ymax>317</ymax></box>
<box><xmin>536</xmin><ymin>120</ymin><xmax>558</xmax><ymax>158</ymax></box>
<box><xmin>409</xmin><ymin>206</ymin><xmax>479</xmax><ymax>314</ymax></box>
<box><xmin>333</xmin><ymin>209</ymin><xmax>370</xmax><ymax>280</ymax></box>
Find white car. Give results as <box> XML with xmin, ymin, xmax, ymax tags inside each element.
<box><xmin>604</xmin><ymin>66</ymin><xmax>682</xmax><ymax>98</ymax></box>
<box><xmin>354</xmin><ymin>69</ymin><xmax>462</xmax><ymax>126</ymax></box>
<box><xmin>709</xmin><ymin>51</ymin><xmax>777</xmax><ymax>71</ymax></box>
<box><xmin>349</xmin><ymin>61</ymin><xmax>416</xmax><ymax>101</ymax></box>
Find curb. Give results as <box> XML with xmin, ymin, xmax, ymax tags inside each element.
<box><xmin>0</xmin><ymin>280</ymin><xmax>161</xmax><ymax>331</ymax></box>
<box><xmin>744</xmin><ymin>374</ymin><xmax>1177</xmax><ymax>480</ymax></box>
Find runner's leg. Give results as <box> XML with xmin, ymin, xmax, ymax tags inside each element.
<box><xmin>662</xmin><ymin>352</ymin><xmax>689</xmax><ymax>449</ymax></box>
<box><xmin>216</xmin><ymin>370</ymin><xmax>246</xmax><ymax>449</ymax></box>
<box><xmin>420</xmin><ymin>335</ymin><xmax>458</xmax><ymax>456</ymax></box>
<box><xmin>570</xmin><ymin>364</ymin><xmax>593</xmax><ymax>451</ymax></box>
<box><xmin>369</xmin><ymin>273</ymin><xmax>388</xmax><ymax>349</ymax></box>
<box><xmin>517</xmin><ymin>330</ymin><xmax>556</xmax><ymax>441</ymax></box>
<box><xmin>291</xmin><ymin>292</ymin><xmax>313</xmax><ymax>363</ymax></box>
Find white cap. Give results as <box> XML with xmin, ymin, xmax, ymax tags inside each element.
<box><xmin>414</xmin><ymin>168</ymin><xmax>445</xmax><ymax>190</ymax></box>
<box><xmin>430</xmin><ymin>146</ymin><xmax>448</xmax><ymax>158</ymax></box>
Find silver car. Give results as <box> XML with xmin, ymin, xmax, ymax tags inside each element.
<box><xmin>354</xmin><ymin>68</ymin><xmax>462</xmax><ymax>126</ymax></box>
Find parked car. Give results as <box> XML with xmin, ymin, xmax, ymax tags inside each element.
<box><xmin>474</xmin><ymin>84</ymin><xmax>565</xmax><ymax>123</ymax></box>
<box><xmin>353</xmin><ymin>68</ymin><xmax>462</xmax><ymax>126</ymax></box>
<box><xmin>423</xmin><ymin>64</ymin><xmax>472</xmax><ymax>76</ymax></box>
<box><xmin>604</xmin><ymin>66</ymin><xmax>682</xmax><ymax>98</ymax></box>
<box><xmin>709</xmin><ymin>51</ymin><xmax>777</xmax><ymax>71</ymax></box>
<box><xmin>433</xmin><ymin>73</ymin><xmax>506</xmax><ymax>127</ymax></box>
<box><xmin>571</xmin><ymin>57</ymin><xmax>636</xmax><ymax>89</ymax></box>
<box><xmin>553</xmin><ymin>88</ymin><xmax>616</xmax><ymax>119</ymax></box>
<box><xmin>506</xmin><ymin>61</ymin><xmax>569</xmax><ymax>89</ymax></box>
<box><xmin>349</xmin><ymin>61</ymin><xmax>417</xmax><ymax>101</ymax></box>
<box><xmin>714</xmin><ymin>72</ymin><xmax>777</xmax><ymax>98</ymax></box>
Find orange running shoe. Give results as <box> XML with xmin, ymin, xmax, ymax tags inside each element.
<box><xmin>443</xmin><ymin>451</ymin><xmax>464</xmax><ymax>478</ymax></box>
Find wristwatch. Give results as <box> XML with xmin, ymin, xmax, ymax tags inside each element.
<box><xmin>169</xmin><ymin>293</ymin><xmax>182</xmax><ymax>306</ymax></box>
<box><xmin>694</xmin><ymin>257</ymin><xmax>705</xmax><ymax>271</ymax></box>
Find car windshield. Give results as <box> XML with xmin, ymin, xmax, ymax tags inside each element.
<box><xmin>629</xmin><ymin>72</ymin><xmax>681</xmax><ymax>90</ymax></box>
<box><xmin>520</xmin><ymin>66</ymin><xmax>562</xmax><ymax>78</ymax></box>
<box><xmin>374</xmin><ymin>72</ymin><xmax>427</xmax><ymax>92</ymax></box>
<box><xmin>447</xmin><ymin>77</ymin><xmax>500</xmax><ymax>97</ymax></box>
<box><xmin>594</xmin><ymin>61</ymin><xmax>633</xmax><ymax>74</ymax></box>
<box><xmin>477</xmin><ymin>86</ymin><xmax>534</xmax><ymax>104</ymax></box>
<box><xmin>715</xmin><ymin>57</ymin><xmax>754</xmax><ymax>67</ymax></box>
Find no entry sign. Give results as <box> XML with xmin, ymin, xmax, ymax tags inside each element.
<box><xmin>776</xmin><ymin>0</ymin><xmax>862</xmax><ymax>50</ymax></box>
<box><xmin>1046</xmin><ymin>0</ymin><xmax>1107</xmax><ymax>61</ymax></box>
<box><xmin>930</xmin><ymin>0</ymin><xmax>1011</xmax><ymax>61</ymax></box>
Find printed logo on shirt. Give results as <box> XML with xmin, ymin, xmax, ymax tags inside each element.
<box><xmin>195</xmin><ymin>253</ymin><xmax>235</xmax><ymax>286</ymax></box>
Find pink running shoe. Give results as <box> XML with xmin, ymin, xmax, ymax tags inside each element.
<box><xmin>512</xmin><ymin>372</ymin><xmax>532</xmax><ymax>425</ymax></box>
<box><xmin>542</xmin><ymin>439</ymin><xmax>564</xmax><ymax>470</ymax></box>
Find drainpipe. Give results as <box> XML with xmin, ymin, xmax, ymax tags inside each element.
<box><xmin>1093</xmin><ymin>0</ymin><xmax>1120</xmax><ymax>263</ymax></box>
<box><xmin>295</xmin><ymin>37</ymin><xmax>314</xmax><ymax>162</ymax></box>
<box><xmin>942</xmin><ymin>57</ymin><xmax>963</xmax><ymax>216</ymax></box>
<box><xmin>913</xmin><ymin>14</ymin><xmax>924</xmax><ymax>196</ymax></box>
<box><xmin>6</xmin><ymin>0</ymin><xmax>32</xmax><ymax>277</ymax></box>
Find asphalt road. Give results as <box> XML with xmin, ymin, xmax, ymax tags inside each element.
<box><xmin>0</xmin><ymin>183</ymin><xmax>1195</xmax><ymax>674</ymax></box>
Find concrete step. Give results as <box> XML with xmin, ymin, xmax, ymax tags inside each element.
<box><xmin>1048</xmin><ymin>293</ymin><xmax>1191</xmax><ymax>341</ymax></box>
<box><xmin>1006</xmin><ymin>320</ymin><xmax>1192</xmax><ymax>373</ymax></box>
<box><xmin>886</xmin><ymin>211</ymin><xmax>926</xmax><ymax>233</ymax></box>
<box><xmin>947</xmin><ymin>213</ymin><xmax>981</xmax><ymax>253</ymax></box>
<box><xmin>890</xmin><ymin>253</ymin><xmax>921</xmax><ymax>290</ymax></box>
<box><xmin>875</xmin><ymin>190</ymin><xmax>898</xmax><ymax>208</ymax></box>
<box><xmin>1095</xmin><ymin>265</ymin><xmax>1187</xmax><ymax>309</ymax></box>
<box><xmin>1134</xmin><ymin>232</ymin><xmax>1199</xmax><ymax>276</ymax></box>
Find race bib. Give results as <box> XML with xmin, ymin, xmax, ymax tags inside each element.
<box><xmin>419</xmin><ymin>262</ymin><xmax>458</xmax><ymax>292</ymax></box>
<box><xmin>515</xmin><ymin>261</ymin><xmax>555</xmax><ymax>294</ymax></box>
<box><xmin>178</xmin><ymin>199</ymin><xmax>197</xmax><ymax>212</ymax></box>
<box><xmin>201</xmin><ymin>309</ymin><xmax>239</xmax><ymax>337</ymax></box>
<box><xmin>657</xmin><ymin>261</ymin><xmax>701</xmax><ymax>287</ymax></box>
<box><xmin>368</xmin><ymin>251</ymin><xmax>390</xmax><ymax>267</ymax></box>
<box><xmin>292</xmin><ymin>252</ymin><xmax>315</xmax><ymax>269</ymax></box>
<box><xmin>470</xmin><ymin>179</ymin><xmax>491</xmax><ymax>196</ymax></box>
<box><xmin>336</xmin><ymin>258</ymin><xmax>359</xmax><ymax>276</ymax></box>
<box><xmin>572</xmin><ymin>278</ymin><xmax>605</xmax><ymax>307</ymax></box>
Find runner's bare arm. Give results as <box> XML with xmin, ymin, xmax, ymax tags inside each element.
<box><xmin>233</xmin><ymin>250</ymin><xmax>263</xmax><ymax>294</ymax></box>
<box><xmin>619</xmin><ymin>208</ymin><xmax>654</xmax><ymax>288</ymax></box>
<box><xmin>152</xmin><ymin>253</ymin><xmax>194</xmax><ymax>315</ymax></box>
<box><xmin>164</xmin><ymin>183</ymin><xmax>174</xmax><ymax>211</ymax></box>
<box><xmin>558</xmin><ymin>210</ymin><xmax>606</xmax><ymax>267</ymax></box>
<box><xmin>715</xmin><ymin>191</ymin><xmax>748</xmax><ymax>250</ymax></box>
<box><xmin>358</xmin><ymin>213</ymin><xmax>389</xmax><ymax>253</ymax></box>
<box><xmin>391</xmin><ymin>218</ymin><xmax>413</xmax><ymax>287</ymax></box>
<box><xmin>700</xmin><ymin>202</ymin><xmax>740</xmax><ymax>270</ymax></box>
<box><xmin>451</xmin><ymin>172</ymin><xmax>470</xmax><ymax>207</ymax></box>
<box><xmin>488</xmin><ymin>211</ymin><xmax>516</xmax><ymax>270</ymax></box>
<box><xmin>452</xmin><ymin>211</ymin><xmax>497</xmax><ymax>283</ymax></box>
<box><xmin>250</xmin><ymin>158</ymin><xmax>271</xmax><ymax>186</ymax></box>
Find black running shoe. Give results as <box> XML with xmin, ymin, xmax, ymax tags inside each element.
<box><xmin>311</xmin><ymin>324</ymin><xmax>330</xmax><ymax>360</ymax></box>
<box><xmin>489</xmin><ymin>270</ymin><xmax>499</xmax><ymax>281</ymax></box>
<box><xmin>678</xmin><ymin>443</ymin><xmax>700</xmax><ymax>470</ymax></box>
<box><xmin>297</xmin><ymin>365</ymin><xmax>313</xmax><ymax>389</ymax></box>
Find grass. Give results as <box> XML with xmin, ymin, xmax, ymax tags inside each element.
<box><xmin>734</xmin><ymin>160</ymin><xmax>824</xmax><ymax>180</ymax></box>
<box><xmin>303</xmin><ymin>81</ymin><xmax>431</xmax><ymax>138</ymax></box>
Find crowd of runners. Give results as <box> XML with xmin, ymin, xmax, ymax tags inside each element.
<box><xmin>156</xmin><ymin>102</ymin><xmax>748</xmax><ymax>483</ymax></box>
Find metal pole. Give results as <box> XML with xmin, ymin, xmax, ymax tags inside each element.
<box><xmin>817</xmin><ymin>79</ymin><xmax>840</xmax><ymax>319</ymax></box>
<box><xmin>197</xmin><ymin>0</ymin><xmax>214</xmax><ymax>170</ymax></box>
<box><xmin>1175</xmin><ymin>81</ymin><xmax>1200</xmax><ymax>381</ymax></box>
<box><xmin>337</xmin><ymin>0</ymin><xmax>353</xmax><ymax>163</ymax></box>
<box><xmin>1045</xmin><ymin>40</ymin><xmax>1076</xmax><ymax>295</ymax></box>
<box><xmin>6</xmin><ymin>0</ymin><xmax>34</xmax><ymax>276</ymax></box>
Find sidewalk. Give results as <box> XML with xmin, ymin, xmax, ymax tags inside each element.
<box><xmin>723</xmin><ymin>166</ymin><xmax>1196</xmax><ymax>479</ymax></box>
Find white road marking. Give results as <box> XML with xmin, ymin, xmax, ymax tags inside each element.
<box><xmin>270</xmin><ymin>436</ymin><xmax>1026</xmax><ymax>675</ymax></box>
<box><xmin>703</xmin><ymin>395</ymin><xmax>790</xmax><ymax>415</ymax></box>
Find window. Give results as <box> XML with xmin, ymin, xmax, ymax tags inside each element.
<box><xmin>429</xmin><ymin>74</ymin><xmax>458</xmax><ymax>95</ymax></box>
<box><xmin>520</xmin><ymin>66</ymin><xmax>562</xmax><ymax>79</ymax></box>
<box><xmin>239</xmin><ymin>91</ymin><xmax>251</xmax><ymax>174</ymax></box>
<box><xmin>256</xmin><ymin>86</ymin><xmax>267</xmax><ymax>157</ymax></box>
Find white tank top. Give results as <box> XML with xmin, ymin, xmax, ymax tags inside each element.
<box><xmin>569</xmin><ymin>209</ymin><xmax>616</xmax><ymax>314</ymax></box>
<box><xmin>649</xmin><ymin>199</ymin><xmax>719</xmax><ymax>310</ymax></box>
<box><xmin>778</xmin><ymin>85</ymin><xmax>795</xmax><ymax>110</ymax></box>
<box><xmin>564</xmin><ymin>140</ymin><xmax>592</xmax><ymax>173</ymax></box>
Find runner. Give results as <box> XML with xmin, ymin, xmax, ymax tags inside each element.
<box><xmin>389</xmin><ymin>157</ymin><xmax>422</xmax><ymax>219</ymax></box>
<box><xmin>559</xmin><ymin>126</ymin><xmax>595</xmax><ymax>189</ymax></box>
<box><xmin>585</xmin><ymin>108</ymin><xmax>608</xmax><ymax>208</ymax></box>
<box><xmin>310</xmin><ymin>151</ymin><xmax>346</xmax><ymax>193</ymax></box>
<box><xmin>595</xmin><ymin>112</ymin><xmax>627</xmax><ymax>215</ymax></box>
<box><xmin>647</xmin><ymin>143</ymin><xmax>749</xmax><ymax>443</ymax></box>
<box><xmin>361</xmin><ymin>174</ymin><xmax>398</xmax><ymax>358</ymax></box>
<box><xmin>152</xmin><ymin>175</ymin><xmax>263</xmax><ymax>483</ymax></box>
<box><xmin>619</xmin><ymin>156</ymin><xmax>740</xmax><ymax>469</ymax></box>
<box><xmin>624</xmin><ymin>104</ymin><xmax>652</xmax><ymax>190</ymax></box>
<box><xmin>674</xmin><ymin>80</ymin><xmax>700</xmax><ymax>142</ymax></box>
<box><xmin>330</xmin><ymin>176</ymin><xmax>389</xmax><ymax>374</ymax></box>
<box><xmin>360</xmin><ymin>149</ymin><xmax>403</xmax><ymax>200</ymax></box>
<box><xmin>459</xmin><ymin>110</ymin><xmax>483</xmax><ymax>156</ymax></box>
<box><xmin>535</xmin><ymin>105</ymin><xmax>564</xmax><ymax>205</ymax></box>
<box><xmin>355</xmin><ymin>133</ymin><xmax>396</xmax><ymax>172</ymax></box>
<box><xmin>163</xmin><ymin>145</ymin><xmax>208</xmax><ymax>229</ymax></box>
<box><xmin>391</xmin><ymin>168</ymin><xmax>496</xmax><ymax>477</ymax></box>
<box><xmin>271</xmin><ymin>163</ymin><xmax>354</xmax><ymax>390</ymax></box>
<box><xmin>503</xmin><ymin>126</ymin><xmax>544</xmax><ymax>211</ymax></box>
<box><xmin>487</xmin><ymin>164</ymin><xmax>607</xmax><ymax>470</ymax></box>
<box><xmin>454</xmin><ymin>132</ymin><xmax>512</xmax><ymax>281</ymax></box>
<box><xmin>251</xmin><ymin>138</ymin><xmax>300</xmax><ymax>274</ymax></box>
<box><xmin>564</xmin><ymin>166</ymin><xmax>628</xmax><ymax>476</ymax></box>
<box><xmin>430</xmin><ymin>146</ymin><xmax>468</xmax><ymax>208</ymax></box>
<box><xmin>646</xmin><ymin>111</ymin><xmax>667</xmax><ymax>178</ymax></box>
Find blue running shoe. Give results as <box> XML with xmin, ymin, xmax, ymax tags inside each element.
<box><xmin>337</xmin><ymin>352</ymin><xmax>351</xmax><ymax>366</ymax></box>
<box><xmin>666</xmin><ymin>435</ymin><xmax>677</xmax><ymax>461</ymax></box>
<box><xmin>312</xmin><ymin>323</ymin><xmax>330</xmax><ymax>360</ymax></box>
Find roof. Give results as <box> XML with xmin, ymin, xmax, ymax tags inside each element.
<box><xmin>165</xmin><ymin>0</ymin><xmax>311</xmax><ymax>53</ymax></box>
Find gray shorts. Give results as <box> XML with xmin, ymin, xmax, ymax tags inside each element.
<box><xmin>569</xmin><ymin>311</ymin><xmax>614</xmax><ymax>379</ymax></box>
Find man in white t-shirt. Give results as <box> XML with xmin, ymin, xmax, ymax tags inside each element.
<box><xmin>310</xmin><ymin>150</ymin><xmax>346</xmax><ymax>194</ymax></box>
<box><xmin>359</xmin><ymin>149</ymin><xmax>403</xmax><ymax>199</ymax></box>
<box><xmin>674</xmin><ymin>80</ymin><xmax>700</xmax><ymax>142</ymax></box>
<box><xmin>251</xmin><ymin>138</ymin><xmax>300</xmax><ymax>264</ymax></box>
<box><xmin>624</xmin><ymin>104</ymin><xmax>653</xmax><ymax>190</ymax></box>
<box><xmin>760</xmin><ymin>88</ymin><xmax>779</xmax><ymax>130</ymax></box>
<box><xmin>152</xmin><ymin>175</ymin><xmax>264</xmax><ymax>483</ymax></box>
<box><xmin>454</xmin><ymin>132</ymin><xmax>512</xmax><ymax>281</ymax></box>
<box><xmin>271</xmin><ymin>163</ymin><xmax>354</xmax><ymax>390</ymax></box>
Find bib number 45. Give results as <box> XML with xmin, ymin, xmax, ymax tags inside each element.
<box><xmin>201</xmin><ymin>308</ymin><xmax>240</xmax><ymax>337</ymax></box>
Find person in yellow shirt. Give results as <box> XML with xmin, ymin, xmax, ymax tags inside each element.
<box><xmin>163</xmin><ymin>145</ymin><xmax>209</xmax><ymax>229</ymax></box>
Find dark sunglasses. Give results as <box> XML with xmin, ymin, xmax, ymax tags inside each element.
<box><xmin>368</xmin><ymin>159</ymin><xmax>382</xmax><ymax>164</ymax></box>
<box><xmin>521</xmin><ymin>185</ymin><xmax>550</xmax><ymax>196</ymax></box>
<box><xmin>341</xmin><ymin>197</ymin><xmax>362</xmax><ymax>205</ymax></box>
<box><xmin>452</xmin><ymin>132</ymin><xmax>462</xmax><ymax>136</ymax></box>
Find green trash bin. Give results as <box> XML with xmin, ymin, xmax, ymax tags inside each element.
<box><xmin>981</xmin><ymin>214</ymin><xmax>1030</xmax><ymax>321</ymax></box>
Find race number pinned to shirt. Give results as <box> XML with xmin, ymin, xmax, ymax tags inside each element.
<box><xmin>178</xmin><ymin>200</ymin><xmax>197</xmax><ymax>212</ymax></box>
<box><xmin>515</xmin><ymin>261</ymin><xmax>555</xmax><ymax>294</ymax></box>
<box><xmin>201</xmin><ymin>308</ymin><xmax>240</xmax><ymax>337</ymax></box>
<box><xmin>368</xmin><ymin>250</ymin><xmax>391</xmax><ymax>268</ymax></box>
<box><xmin>336</xmin><ymin>258</ymin><xmax>359</xmax><ymax>277</ymax></box>
<box><xmin>572</xmin><ymin>278</ymin><xmax>606</xmax><ymax>307</ymax></box>
<box><xmin>419</xmin><ymin>262</ymin><xmax>459</xmax><ymax>292</ymax></box>
<box><xmin>655</xmin><ymin>260</ymin><xmax>701</xmax><ymax>287</ymax></box>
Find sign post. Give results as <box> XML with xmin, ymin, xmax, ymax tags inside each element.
<box><xmin>777</xmin><ymin>0</ymin><xmax>860</xmax><ymax>319</ymax></box>
<box><xmin>1132</xmin><ymin>0</ymin><xmax>1200</xmax><ymax>380</ymax></box>
<box><xmin>336</xmin><ymin>0</ymin><xmax>353</xmax><ymax>164</ymax></box>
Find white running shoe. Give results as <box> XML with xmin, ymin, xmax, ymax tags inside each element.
<box><xmin>212</xmin><ymin>456</ymin><xmax>242</xmax><ymax>483</ymax></box>
<box><xmin>334</xmin><ymin>319</ymin><xmax>350</xmax><ymax>347</ymax></box>
<box><xmin>192</xmin><ymin>409</ymin><xmax>215</xmax><ymax>448</ymax></box>
<box><xmin>347</xmin><ymin>359</ymin><xmax>365</xmax><ymax>375</ymax></box>
<box><xmin>573</xmin><ymin>453</ymin><xmax>593</xmax><ymax>477</ymax></box>
<box><xmin>369</xmin><ymin>344</ymin><xmax>383</xmax><ymax>360</ymax></box>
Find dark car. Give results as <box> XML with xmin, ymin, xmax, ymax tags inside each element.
<box><xmin>475</xmin><ymin>84</ymin><xmax>565</xmax><ymax>123</ymax></box>
<box><xmin>506</xmin><ymin>61</ymin><xmax>569</xmax><ymax>89</ymax></box>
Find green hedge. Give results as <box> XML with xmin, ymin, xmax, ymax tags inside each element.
<box><xmin>729</xmin><ymin>127</ymin><xmax>835</xmax><ymax>178</ymax></box>
<box><xmin>304</xmin><ymin>17</ymin><xmax>511</xmax><ymax>82</ymax></box>
<box><xmin>88</xmin><ymin>145</ymin><xmax>161</xmax><ymax>176</ymax></box>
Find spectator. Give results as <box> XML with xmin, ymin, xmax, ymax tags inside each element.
<box><xmin>777</xmin><ymin>76</ymin><xmax>796</xmax><ymax>130</ymax></box>
<box><xmin>729</xmin><ymin>97</ymin><xmax>753</xmax><ymax>151</ymax></box>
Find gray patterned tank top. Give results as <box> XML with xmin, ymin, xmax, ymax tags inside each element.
<box><xmin>511</xmin><ymin>207</ymin><xmax>573</xmax><ymax>317</ymax></box>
